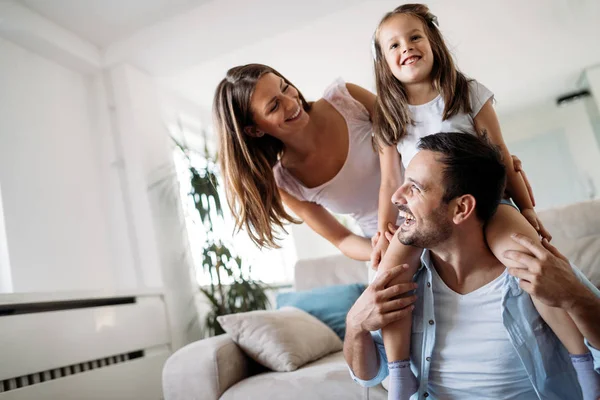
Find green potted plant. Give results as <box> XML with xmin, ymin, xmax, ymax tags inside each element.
<box><xmin>173</xmin><ymin>138</ymin><xmax>270</xmax><ymax>336</ymax></box>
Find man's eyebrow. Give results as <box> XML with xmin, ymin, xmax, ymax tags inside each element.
<box><xmin>406</xmin><ymin>177</ymin><xmax>427</xmax><ymax>190</ymax></box>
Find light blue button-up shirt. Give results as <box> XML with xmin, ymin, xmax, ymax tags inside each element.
<box><xmin>349</xmin><ymin>249</ymin><xmax>600</xmax><ymax>399</ymax></box>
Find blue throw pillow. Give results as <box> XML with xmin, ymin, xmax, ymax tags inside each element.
<box><xmin>276</xmin><ymin>283</ymin><xmax>367</xmax><ymax>340</ymax></box>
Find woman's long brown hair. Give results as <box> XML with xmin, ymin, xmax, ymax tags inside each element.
<box><xmin>214</xmin><ymin>64</ymin><xmax>311</xmax><ymax>248</ymax></box>
<box><xmin>373</xmin><ymin>3</ymin><xmax>472</xmax><ymax>148</ymax></box>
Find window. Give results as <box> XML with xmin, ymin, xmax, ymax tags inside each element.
<box><xmin>0</xmin><ymin>182</ymin><xmax>13</xmax><ymax>293</ymax></box>
<box><xmin>170</xmin><ymin>118</ymin><xmax>297</xmax><ymax>287</ymax></box>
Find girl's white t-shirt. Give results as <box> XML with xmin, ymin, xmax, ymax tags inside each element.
<box><xmin>397</xmin><ymin>80</ymin><xmax>494</xmax><ymax>168</ymax></box>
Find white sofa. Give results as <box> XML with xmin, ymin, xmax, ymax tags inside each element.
<box><xmin>162</xmin><ymin>199</ymin><xmax>600</xmax><ymax>400</ymax></box>
<box><xmin>162</xmin><ymin>252</ymin><xmax>382</xmax><ymax>400</ymax></box>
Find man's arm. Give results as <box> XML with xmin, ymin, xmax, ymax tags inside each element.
<box><xmin>343</xmin><ymin>321</ymin><xmax>381</xmax><ymax>381</ymax></box>
<box><xmin>343</xmin><ymin>265</ymin><xmax>417</xmax><ymax>385</ymax></box>
<box><xmin>504</xmin><ymin>234</ymin><xmax>600</xmax><ymax>348</ymax></box>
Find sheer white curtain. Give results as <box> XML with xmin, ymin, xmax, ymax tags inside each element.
<box><xmin>0</xmin><ymin>182</ymin><xmax>13</xmax><ymax>293</ymax></box>
<box><xmin>171</xmin><ymin>118</ymin><xmax>297</xmax><ymax>287</ymax></box>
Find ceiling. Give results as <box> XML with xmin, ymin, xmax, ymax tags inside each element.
<box><xmin>20</xmin><ymin>0</ymin><xmax>211</xmax><ymax>47</ymax></box>
<box><xmin>19</xmin><ymin>0</ymin><xmax>600</xmax><ymax>117</ymax></box>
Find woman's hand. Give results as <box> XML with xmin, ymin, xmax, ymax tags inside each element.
<box><xmin>370</xmin><ymin>223</ymin><xmax>399</xmax><ymax>269</ymax></box>
<box><xmin>370</xmin><ymin>232</ymin><xmax>389</xmax><ymax>270</ymax></box>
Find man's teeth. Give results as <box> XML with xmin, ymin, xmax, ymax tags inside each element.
<box><xmin>399</xmin><ymin>210</ymin><xmax>414</xmax><ymax>221</ymax></box>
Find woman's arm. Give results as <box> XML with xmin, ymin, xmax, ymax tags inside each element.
<box><xmin>346</xmin><ymin>83</ymin><xmax>376</xmax><ymax>116</ymax></box>
<box><xmin>371</xmin><ymin>145</ymin><xmax>403</xmax><ymax>267</ymax></box>
<box><xmin>279</xmin><ymin>189</ymin><xmax>372</xmax><ymax>261</ymax></box>
<box><xmin>474</xmin><ymin>100</ymin><xmax>551</xmax><ymax>239</ymax></box>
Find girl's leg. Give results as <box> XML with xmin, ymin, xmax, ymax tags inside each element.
<box><xmin>487</xmin><ymin>204</ymin><xmax>599</xmax><ymax>399</ymax></box>
<box><xmin>486</xmin><ymin>204</ymin><xmax>587</xmax><ymax>353</ymax></box>
<box><xmin>377</xmin><ymin>235</ymin><xmax>422</xmax><ymax>400</ymax></box>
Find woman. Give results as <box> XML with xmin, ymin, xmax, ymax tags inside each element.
<box><xmin>214</xmin><ymin>63</ymin><xmax>387</xmax><ymax>261</ymax></box>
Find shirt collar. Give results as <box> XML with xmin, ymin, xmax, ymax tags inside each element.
<box><xmin>419</xmin><ymin>249</ymin><xmax>432</xmax><ymax>272</ymax></box>
<box><xmin>418</xmin><ymin>248</ymin><xmax>522</xmax><ymax>296</ymax></box>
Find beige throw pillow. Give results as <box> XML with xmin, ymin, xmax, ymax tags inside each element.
<box><xmin>217</xmin><ymin>306</ymin><xmax>343</xmax><ymax>372</ymax></box>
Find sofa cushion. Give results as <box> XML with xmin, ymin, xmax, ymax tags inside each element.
<box><xmin>276</xmin><ymin>283</ymin><xmax>366</xmax><ymax>340</ymax></box>
<box><xmin>217</xmin><ymin>307</ymin><xmax>342</xmax><ymax>372</ymax></box>
<box><xmin>294</xmin><ymin>254</ymin><xmax>369</xmax><ymax>290</ymax></box>
<box><xmin>538</xmin><ymin>199</ymin><xmax>600</xmax><ymax>287</ymax></box>
<box><xmin>220</xmin><ymin>351</ymin><xmax>387</xmax><ymax>400</ymax></box>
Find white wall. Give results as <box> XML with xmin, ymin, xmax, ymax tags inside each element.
<box><xmin>0</xmin><ymin>37</ymin><xmax>118</xmax><ymax>292</ymax></box>
<box><xmin>109</xmin><ymin>64</ymin><xmax>201</xmax><ymax>346</ymax></box>
<box><xmin>499</xmin><ymin>98</ymin><xmax>600</xmax><ymax>209</ymax></box>
<box><xmin>0</xmin><ymin>38</ymin><xmax>201</xmax><ymax>347</ymax></box>
<box><xmin>582</xmin><ymin>65</ymin><xmax>600</xmax><ymax>148</ymax></box>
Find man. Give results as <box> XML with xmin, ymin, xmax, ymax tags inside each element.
<box><xmin>344</xmin><ymin>132</ymin><xmax>600</xmax><ymax>399</ymax></box>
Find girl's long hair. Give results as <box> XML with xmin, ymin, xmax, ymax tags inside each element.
<box><xmin>373</xmin><ymin>3</ymin><xmax>471</xmax><ymax>148</ymax></box>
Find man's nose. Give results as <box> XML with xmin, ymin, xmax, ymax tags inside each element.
<box><xmin>391</xmin><ymin>184</ymin><xmax>408</xmax><ymax>206</ymax></box>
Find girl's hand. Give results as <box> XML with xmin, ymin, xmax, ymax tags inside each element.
<box><xmin>512</xmin><ymin>155</ymin><xmax>536</xmax><ymax>207</ymax></box>
<box><xmin>521</xmin><ymin>208</ymin><xmax>552</xmax><ymax>241</ymax></box>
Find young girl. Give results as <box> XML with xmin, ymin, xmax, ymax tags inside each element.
<box><xmin>370</xmin><ymin>4</ymin><xmax>599</xmax><ymax>400</ymax></box>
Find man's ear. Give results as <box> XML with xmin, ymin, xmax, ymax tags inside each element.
<box><xmin>244</xmin><ymin>126</ymin><xmax>265</xmax><ymax>138</ymax></box>
<box><xmin>452</xmin><ymin>194</ymin><xmax>477</xmax><ymax>224</ymax></box>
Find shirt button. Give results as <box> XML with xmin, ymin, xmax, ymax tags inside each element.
<box><xmin>424</xmin><ymin>393</ymin><xmax>429</xmax><ymax>398</ymax></box>
<box><xmin>426</xmin><ymin>356</ymin><xmax>431</xmax><ymax>362</ymax></box>
<box><xmin>429</xmin><ymin>320</ymin><xmax>435</xmax><ymax>325</ymax></box>
<box><xmin>427</xmin><ymin>282</ymin><xmax>431</xmax><ymax>288</ymax></box>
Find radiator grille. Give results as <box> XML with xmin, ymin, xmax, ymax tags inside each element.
<box><xmin>0</xmin><ymin>350</ymin><xmax>143</xmax><ymax>393</ymax></box>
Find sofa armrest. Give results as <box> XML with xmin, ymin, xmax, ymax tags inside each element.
<box><xmin>162</xmin><ymin>334</ymin><xmax>249</xmax><ymax>400</ymax></box>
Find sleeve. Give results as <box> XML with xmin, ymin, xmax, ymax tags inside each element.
<box><xmin>571</xmin><ymin>263</ymin><xmax>600</xmax><ymax>297</ymax></box>
<box><xmin>323</xmin><ymin>78</ymin><xmax>370</xmax><ymax>123</ymax></box>
<box><xmin>347</xmin><ymin>331</ymin><xmax>389</xmax><ymax>387</ymax></box>
<box><xmin>585</xmin><ymin>340</ymin><xmax>600</xmax><ymax>373</ymax></box>
<box><xmin>571</xmin><ymin>264</ymin><xmax>600</xmax><ymax>371</ymax></box>
<box><xmin>469</xmin><ymin>80</ymin><xmax>494</xmax><ymax>117</ymax></box>
<box><xmin>273</xmin><ymin>163</ymin><xmax>305</xmax><ymax>201</ymax></box>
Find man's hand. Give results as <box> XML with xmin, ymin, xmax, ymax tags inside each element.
<box><xmin>504</xmin><ymin>233</ymin><xmax>582</xmax><ymax>310</ymax></box>
<box><xmin>347</xmin><ymin>264</ymin><xmax>417</xmax><ymax>333</ymax></box>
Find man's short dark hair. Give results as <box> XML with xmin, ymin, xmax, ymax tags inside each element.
<box><xmin>417</xmin><ymin>132</ymin><xmax>507</xmax><ymax>222</ymax></box>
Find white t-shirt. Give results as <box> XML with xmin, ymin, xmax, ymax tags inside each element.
<box><xmin>427</xmin><ymin>267</ymin><xmax>537</xmax><ymax>399</ymax></box>
<box><xmin>397</xmin><ymin>80</ymin><xmax>494</xmax><ymax>168</ymax></box>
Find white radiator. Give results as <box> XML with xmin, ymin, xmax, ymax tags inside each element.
<box><xmin>0</xmin><ymin>290</ymin><xmax>171</xmax><ymax>399</ymax></box>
